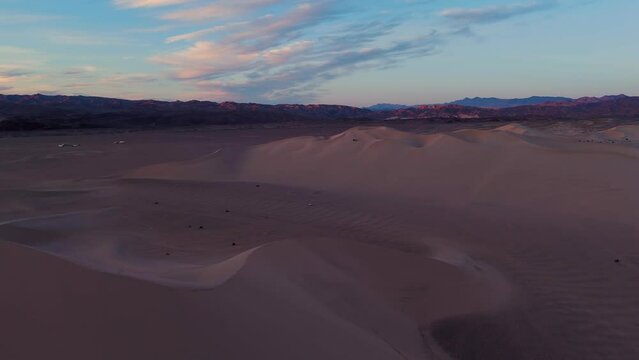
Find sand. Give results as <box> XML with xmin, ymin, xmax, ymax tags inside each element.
<box><xmin>1</xmin><ymin>122</ymin><xmax>639</xmax><ymax>359</ymax></box>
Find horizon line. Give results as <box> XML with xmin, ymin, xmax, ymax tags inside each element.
<box><xmin>0</xmin><ymin>92</ymin><xmax>634</xmax><ymax>108</ymax></box>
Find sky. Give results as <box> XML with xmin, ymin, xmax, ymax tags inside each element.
<box><xmin>0</xmin><ymin>0</ymin><xmax>637</xmax><ymax>106</ymax></box>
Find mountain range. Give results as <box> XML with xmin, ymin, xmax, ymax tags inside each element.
<box><xmin>1</xmin><ymin>93</ymin><xmax>638</xmax><ymax>131</ymax></box>
<box><xmin>376</xmin><ymin>95</ymin><xmax>639</xmax><ymax>120</ymax></box>
<box><xmin>368</xmin><ymin>96</ymin><xmax>576</xmax><ymax>111</ymax></box>
<box><xmin>447</xmin><ymin>96</ymin><xmax>574</xmax><ymax>108</ymax></box>
<box><xmin>366</xmin><ymin>103</ymin><xmax>412</xmax><ymax>111</ymax></box>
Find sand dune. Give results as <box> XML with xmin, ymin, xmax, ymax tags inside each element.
<box><xmin>3</xmin><ymin>124</ymin><xmax>639</xmax><ymax>359</ymax></box>
<box><xmin>494</xmin><ymin>123</ymin><xmax>540</xmax><ymax>136</ymax></box>
<box><xmin>599</xmin><ymin>125</ymin><xmax>639</xmax><ymax>142</ymax></box>
<box><xmin>131</xmin><ymin>125</ymin><xmax>639</xmax><ymax>224</ymax></box>
<box><xmin>1</xmin><ymin>207</ymin><xmax>505</xmax><ymax>360</ymax></box>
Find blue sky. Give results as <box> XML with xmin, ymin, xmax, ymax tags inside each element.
<box><xmin>0</xmin><ymin>0</ymin><xmax>637</xmax><ymax>105</ymax></box>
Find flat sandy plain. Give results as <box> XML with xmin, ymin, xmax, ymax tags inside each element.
<box><xmin>1</xmin><ymin>120</ymin><xmax>639</xmax><ymax>360</ymax></box>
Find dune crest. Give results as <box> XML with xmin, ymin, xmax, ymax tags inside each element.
<box><xmin>1</xmin><ymin>210</ymin><xmax>260</xmax><ymax>289</ymax></box>
<box><xmin>130</xmin><ymin>125</ymin><xmax>639</xmax><ymax>224</ymax></box>
<box><xmin>599</xmin><ymin>125</ymin><xmax>639</xmax><ymax>142</ymax></box>
<box><xmin>494</xmin><ymin>123</ymin><xmax>539</xmax><ymax>136</ymax></box>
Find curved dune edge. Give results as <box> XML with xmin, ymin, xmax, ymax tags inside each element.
<box><xmin>0</xmin><ymin>206</ymin><xmax>512</xmax><ymax>311</ymax></box>
<box><xmin>0</xmin><ymin>234</ymin><xmax>513</xmax><ymax>360</ymax></box>
<box><xmin>494</xmin><ymin>123</ymin><xmax>539</xmax><ymax>135</ymax></box>
<box><xmin>0</xmin><ymin>210</ymin><xmax>260</xmax><ymax>289</ymax></box>
<box><xmin>0</xmin><ymin>209</ymin><xmax>511</xmax><ymax>300</ymax></box>
<box><xmin>2</xmin><ymin>235</ymin><xmax>260</xmax><ymax>289</ymax></box>
<box><xmin>598</xmin><ymin>125</ymin><xmax>639</xmax><ymax>141</ymax></box>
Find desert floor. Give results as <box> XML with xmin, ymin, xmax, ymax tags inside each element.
<box><xmin>1</xmin><ymin>120</ymin><xmax>639</xmax><ymax>360</ymax></box>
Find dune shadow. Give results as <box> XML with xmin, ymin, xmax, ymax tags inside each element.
<box><xmin>429</xmin><ymin>312</ymin><xmax>553</xmax><ymax>360</ymax></box>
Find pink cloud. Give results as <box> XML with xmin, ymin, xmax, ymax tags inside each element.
<box><xmin>161</xmin><ymin>0</ymin><xmax>280</xmax><ymax>21</ymax></box>
<box><xmin>114</xmin><ymin>0</ymin><xmax>194</xmax><ymax>9</ymax></box>
<box><xmin>151</xmin><ymin>42</ymin><xmax>260</xmax><ymax>79</ymax></box>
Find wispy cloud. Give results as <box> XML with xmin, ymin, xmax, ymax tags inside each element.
<box><xmin>165</xmin><ymin>2</ymin><xmax>335</xmax><ymax>45</ymax></box>
<box><xmin>152</xmin><ymin>2</ymin><xmax>337</xmax><ymax>79</ymax></box>
<box><xmin>161</xmin><ymin>0</ymin><xmax>280</xmax><ymax>22</ymax></box>
<box><xmin>148</xmin><ymin>0</ymin><xmax>442</xmax><ymax>102</ymax></box>
<box><xmin>0</xmin><ymin>11</ymin><xmax>66</xmax><ymax>24</ymax></box>
<box><xmin>195</xmin><ymin>34</ymin><xmax>440</xmax><ymax>103</ymax></box>
<box><xmin>0</xmin><ymin>68</ymin><xmax>32</xmax><ymax>78</ymax></box>
<box><xmin>440</xmin><ymin>1</ymin><xmax>555</xmax><ymax>25</ymax></box>
<box><xmin>101</xmin><ymin>73</ymin><xmax>159</xmax><ymax>84</ymax></box>
<box><xmin>0</xmin><ymin>46</ymin><xmax>35</xmax><ymax>55</ymax></box>
<box><xmin>45</xmin><ymin>30</ymin><xmax>127</xmax><ymax>46</ymax></box>
<box><xmin>0</xmin><ymin>65</ymin><xmax>33</xmax><ymax>79</ymax></box>
<box><xmin>62</xmin><ymin>83</ymin><xmax>94</xmax><ymax>89</ymax></box>
<box><xmin>63</xmin><ymin>66</ymin><xmax>98</xmax><ymax>76</ymax></box>
<box><xmin>0</xmin><ymin>64</ymin><xmax>35</xmax><ymax>92</ymax></box>
<box><xmin>152</xmin><ymin>41</ymin><xmax>260</xmax><ymax>80</ymax></box>
<box><xmin>165</xmin><ymin>25</ymin><xmax>228</xmax><ymax>44</ymax></box>
<box><xmin>128</xmin><ymin>25</ymin><xmax>177</xmax><ymax>34</ymax></box>
<box><xmin>114</xmin><ymin>0</ymin><xmax>195</xmax><ymax>9</ymax></box>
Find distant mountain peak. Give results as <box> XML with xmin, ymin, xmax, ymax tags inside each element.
<box><xmin>573</xmin><ymin>94</ymin><xmax>629</xmax><ymax>103</ymax></box>
<box><xmin>448</xmin><ymin>96</ymin><xmax>573</xmax><ymax>109</ymax></box>
<box><xmin>366</xmin><ymin>103</ymin><xmax>411</xmax><ymax>111</ymax></box>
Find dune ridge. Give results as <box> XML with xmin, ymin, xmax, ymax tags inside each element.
<box><xmin>130</xmin><ymin>125</ymin><xmax>639</xmax><ymax>224</ymax></box>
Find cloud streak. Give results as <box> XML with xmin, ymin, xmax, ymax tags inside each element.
<box><xmin>114</xmin><ymin>0</ymin><xmax>562</xmax><ymax>103</ymax></box>
<box><xmin>114</xmin><ymin>0</ymin><xmax>194</xmax><ymax>9</ymax></box>
<box><xmin>63</xmin><ymin>66</ymin><xmax>98</xmax><ymax>76</ymax></box>
<box><xmin>0</xmin><ymin>11</ymin><xmax>67</xmax><ymax>24</ymax></box>
<box><xmin>161</xmin><ymin>0</ymin><xmax>279</xmax><ymax>21</ymax></box>
<box><xmin>147</xmin><ymin>1</ymin><xmax>442</xmax><ymax>102</ymax></box>
<box><xmin>194</xmin><ymin>33</ymin><xmax>440</xmax><ymax>102</ymax></box>
<box><xmin>0</xmin><ymin>65</ymin><xmax>33</xmax><ymax>80</ymax></box>
<box><xmin>440</xmin><ymin>1</ymin><xmax>555</xmax><ymax>25</ymax></box>
<box><xmin>0</xmin><ymin>65</ymin><xmax>35</xmax><ymax>93</ymax></box>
